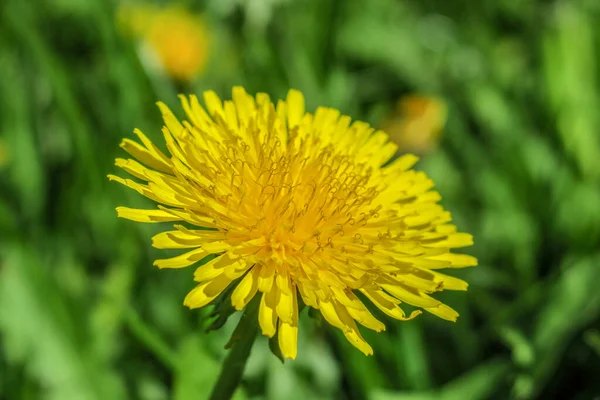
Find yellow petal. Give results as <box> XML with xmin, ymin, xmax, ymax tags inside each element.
<box><xmin>108</xmin><ymin>175</ymin><xmax>164</xmax><ymax>204</ymax></box>
<box><xmin>276</xmin><ymin>99</ymin><xmax>286</xmax><ymax>129</ymax></box>
<box><xmin>256</xmin><ymin>92</ymin><xmax>271</xmax><ymax>107</ymax></box>
<box><xmin>278</xmin><ymin>319</ymin><xmax>298</xmax><ymax>360</ymax></box>
<box><xmin>382</xmin><ymin>284</ymin><xmax>441</xmax><ymax>308</ymax></box>
<box><xmin>222</xmin><ymin>259</ymin><xmax>251</xmax><ymax>281</ymax></box>
<box><xmin>178</xmin><ymin>95</ymin><xmax>200</xmax><ymax>128</ymax></box>
<box><xmin>380</xmin><ymin>272</ymin><xmax>442</xmax><ymax>293</ymax></box>
<box><xmin>232</xmin><ymin>86</ymin><xmax>255</xmax><ymax>126</ymax></box>
<box><xmin>162</xmin><ymin>127</ymin><xmax>188</xmax><ymax>164</ymax></box>
<box><xmin>231</xmin><ymin>267</ymin><xmax>260</xmax><ymax>310</ymax></box>
<box><xmin>157</xmin><ymin>102</ymin><xmax>185</xmax><ymax>138</ymax></box>
<box><xmin>383</xmin><ymin>153</ymin><xmax>419</xmax><ymax>175</ymax></box>
<box><xmin>203</xmin><ymin>90</ymin><xmax>224</xmax><ymax>117</ymax></box>
<box><xmin>436</xmin><ymin>224</ymin><xmax>457</xmax><ymax>234</ymax></box>
<box><xmin>417</xmin><ymin>190</ymin><xmax>442</xmax><ymax>203</ymax></box>
<box><xmin>151</xmin><ymin>229</ymin><xmax>221</xmax><ymax>249</ymax></box>
<box><xmin>180</xmin><ymin>94</ymin><xmax>212</xmax><ymax>130</ymax></box>
<box><xmin>115</xmin><ymin>158</ymin><xmax>152</xmax><ymax>181</ymax></box>
<box><xmin>258</xmin><ymin>288</ymin><xmax>278</xmax><ymax>337</ymax></box>
<box><xmin>318</xmin><ymin>269</ymin><xmax>346</xmax><ymax>289</ymax></box>
<box><xmin>330</xmin><ymin>287</ymin><xmax>364</xmax><ymax>310</ymax></box>
<box><xmin>432</xmin><ymin>272</ymin><xmax>468</xmax><ymax>291</ymax></box>
<box><xmin>223</xmin><ymin>100</ymin><xmax>239</xmax><ymax>131</ymax></box>
<box><xmin>159</xmin><ymin>207</ymin><xmax>218</xmax><ymax>228</ymax></box>
<box><xmin>257</xmin><ymin>261</ymin><xmax>275</xmax><ymax>292</ymax></box>
<box><xmin>183</xmin><ymin>274</ymin><xmax>232</xmax><ymax>309</ymax></box>
<box><xmin>278</xmin><ymin>287</ymin><xmax>298</xmax><ymax>360</ymax></box>
<box><xmin>154</xmin><ymin>248</ymin><xmax>209</xmax><ymax>269</ymax></box>
<box><xmin>427</xmin><ymin>253</ymin><xmax>478</xmax><ymax>268</ymax></box>
<box><xmin>426</xmin><ymin>303</ymin><xmax>459</xmax><ymax>321</ymax></box>
<box><xmin>331</xmin><ymin>301</ymin><xmax>374</xmax><ymax>356</ymax></box>
<box><xmin>275</xmin><ymin>272</ymin><xmax>294</xmax><ymax>324</ymax></box>
<box><xmin>423</xmin><ymin>233</ymin><xmax>473</xmax><ymax>248</ymax></box>
<box><xmin>403</xmin><ymin>213</ymin><xmax>439</xmax><ymax>227</ymax></box>
<box><xmin>200</xmin><ymin>242</ymin><xmax>231</xmax><ymax>253</ymax></box>
<box><xmin>334</xmin><ymin>290</ymin><xmax>385</xmax><ymax>331</ymax></box>
<box><xmin>193</xmin><ymin>253</ymin><xmax>245</xmax><ymax>282</ymax></box>
<box><xmin>343</xmin><ymin>329</ymin><xmax>374</xmax><ymax>356</ymax></box>
<box><xmin>297</xmin><ymin>282</ymin><xmax>318</xmax><ymax>308</ymax></box>
<box><xmin>395</xmin><ymin>256</ymin><xmax>451</xmax><ymax>270</ymax></box>
<box><xmin>319</xmin><ymin>300</ymin><xmax>346</xmax><ymax>330</ymax></box>
<box><xmin>115</xmin><ymin>207</ymin><xmax>179</xmax><ymax>223</ymax></box>
<box><xmin>120</xmin><ymin>138</ymin><xmax>171</xmax><ymax>174</ymax></box>
<box><xmin>286</xmin><ymin>89</ymin><xmax>305</xmax><ymax>128</ymax></box>
<box><xmin>131</xmin><ymin>128</ymin><xmax>170</xmax><ymax>160</ymax></box>
<box><xmin>360</xmin><ymin>289</ymin><xmax>421</xmax><ymax>321</ymax></box>
<box><xmin>275</xmin><ymin>269</ymin><xmax>292</xmax><ymax>294</ymax></box>
<box><xmin>346</xmin><ymin>302</ymin><xmax>386</xmax><ymax>332</ymax></box>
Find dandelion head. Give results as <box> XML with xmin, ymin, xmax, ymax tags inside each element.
<box><xmin>118</xmin><ymin>5</ymin><xmax>210</xmax><ymax>81</ymax></box>
<box><xmin>383</xmin><ymin>95</ymin><xmax>448</xmax><ymax>155</ymax></box>
<box><xmin>109</xmin><ymin>87</ymin><xmax>476</xmax><ymax>359</ymax></box>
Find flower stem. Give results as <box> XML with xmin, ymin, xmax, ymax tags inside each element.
<box><xmin>209</xmin><ymin>298</ymin><xmax>259</xmax><ymax>400</ymax></box>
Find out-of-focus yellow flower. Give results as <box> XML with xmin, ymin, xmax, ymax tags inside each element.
<box><xmin>118</xmin><ymin>4</ymin><xmax>210</xmax><ymax>81</ymax></box>
<box><xmin>0</xmin><ymin>138</ymin><xmax>8</xmax><ymax>168</ymax></box>
<box><xmin>109</xmin><ymin>87</ymin><xmax>476</xmax><ymax>359</ymax></box>
<box><xmin>382</xmin><ymin>95</ymin><xmax>448</xmax><ymax>155</ymax></box>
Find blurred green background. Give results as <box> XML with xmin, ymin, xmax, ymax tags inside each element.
<box><xmin>1</xmin><ymin>0</ymin><xmax>600</xmax><ymax>399</ymax></box>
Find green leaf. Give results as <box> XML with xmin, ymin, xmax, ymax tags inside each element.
<box><xmin>527</xmin><ymin>255</ymin><xmax>600</xmax><ymax>398</ymax></box>
<box><xmin>173</xmin><ymin>336</ymin><xmax>247</xmax><ymax>400</ymax></box>
<box><xmin>498</xmin><ymin>326</ymin><xmax>535</xmax><ymax>368</ymax></box>
<box><xmin>269</xmin><ymin>335</ymin><xmax>285</xmax><ymax>364</ymax></box>
<box><xmin>0</xmin><ymin>245</ymin><xmax>126</xmax><ymax>400</ymax></box>
<box><xmin>583</xmin><ymin>330</ymin><xmax>600</xmax><ymax>358</ymax></box>
<box><xmin>371</xmin><ymin>358</ymin><xmax>510</xmax><ymax>400</ymax></box>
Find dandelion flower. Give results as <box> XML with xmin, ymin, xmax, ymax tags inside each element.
<box><xmin>109</xmin><ymin>87</ymin><xmax>476</xmax><ymax>359</ymax></box>
<box><xmin>118</xmin><ymin>5</ymin><xmax>210</xmax><ymax>81</ymax></box>
<box><xmin>382</xmin><ymin>95</ymin><xmax>448</xmax><ymax>155</ymax></box>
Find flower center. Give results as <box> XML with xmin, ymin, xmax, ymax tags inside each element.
<box><xmin>221</xmin><ymin>137</ymin><xmax>385</xmax><ymax>267</ymax></box>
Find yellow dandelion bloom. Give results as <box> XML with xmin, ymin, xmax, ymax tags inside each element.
<box><xmin>109</xmin><ymin>87</ymin><xmax>476</xmax><ymax>359</ymax></box>
<box><xmin>383</xmin><ymin>95</ymin><xmax>448</xmax><ymax>155</ymax></box>
<box><xmin>118</xmin><ymin>5</ymin><xmax>210</xmax><ymax>81</ymax></box>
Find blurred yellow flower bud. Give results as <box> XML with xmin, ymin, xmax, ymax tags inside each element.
<box><xmin>118</xmin><ymin>5</ymin><xmax>211</xmax><ymax>81</ymax></box>
<box><xmin>382</xmin><ymin>95</ymin><xmax>448</xmax><ymax>155</ymax></box>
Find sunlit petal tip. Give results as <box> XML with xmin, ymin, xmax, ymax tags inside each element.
<box><xmin>407</xmin><ymin>310</ymin><xmax>422</xmax><ymax>320</ymax></box>
<box><xmin>278</xmin><ymin>321</ymin><xmax>298</xmax><ymax>360</ymax></box>
<box><xmin>260</xmin><ymin>326</ymin><xmax>277</xmax><ymax>338</ymax></box>
<box><xmin>404</xmin><ymin>153</ymin><xmax>420</xmax><ymax>165</ymax></box>
<box><xmin>427</xmin><ymin>304</ymin><xmax>459</xmax><ymax>322</ymax></box>
<box><xmin>232</xmin><ymin>86</ymin><xmax>247</xmax><ymax>95</ymax></box>
<box><xmin>285</xmin><ymin>89</ymin><xmax>305</xmax><ymax>127</ymax></box>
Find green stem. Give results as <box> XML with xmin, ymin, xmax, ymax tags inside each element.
<box><xmin>209</xmin><ymin>299</ymin><xmax>259</xmax><ymax>400</ymax></box>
